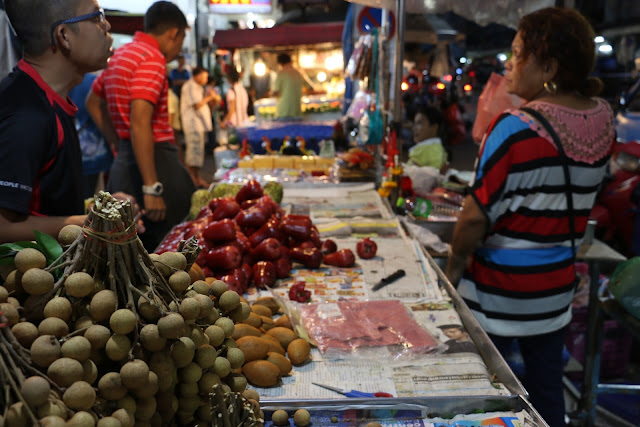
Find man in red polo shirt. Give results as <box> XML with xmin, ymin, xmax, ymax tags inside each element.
<box><xmin>0</xmin><ymin>0</ymin><xmax>114</xmax><ymax>243</ymax></box>
<box><xmin>87</xmin><ymin>1</ymin><xmax>195</xmax><ymax>251</ymax></box>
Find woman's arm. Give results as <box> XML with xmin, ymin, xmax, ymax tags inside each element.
<box><xmin>445</xmin><ymin>194</ymin><xmax>489</xmax><ymax>286</ymax></box>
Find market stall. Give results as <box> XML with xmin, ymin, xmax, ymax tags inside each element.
<box><xmin>147</xmin><ymin>178</ymin><xmax>551</xmax><ymax>425</ymax></box>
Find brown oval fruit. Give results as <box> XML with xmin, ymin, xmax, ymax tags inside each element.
<box><xmin>266</xmin><ymin>352</ymin><xmax>292</xmax><ymax>375</ymax></box>
<box><xmin>231</xmin><ymin>323</ymin><xmax>262</xmax><ymax>340</ymax></box>
<box><xmin>266</xmin><ymin>327</ymin><xmax>297</xmax><ymax>350</ymax></box>
<box><xmin>251</xmin><ymin>304</ymin><xmax>273</xmax><ymax>318</ymax></box>
<box><xmin>287</xmin><ymin>339</ymin><xmax>311</xmax><ymax>365</ymax></box>
<box><xmin>259</xmin><ymin>334</ymin><xmax>285</xmax><ymax>355</ymax></box>
<box><xmin>275</xmin><ymin>314</ymin><xmax>293</xmax><ymax>329</ymax></box>
<box><xmin>242</xmin><ymin>360</ymin><xmax>281</xmax><ymax>387</ymax></box>
<box><xmin>236</xmin><ymin>336</ymin><xmax>270</xmax><ymax>362</ymax></box>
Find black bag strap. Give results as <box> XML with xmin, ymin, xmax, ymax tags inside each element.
<box><xmin>520</xmin><ymin>107</ymin><xmax>576</xmax><ymax>257</ymax></box>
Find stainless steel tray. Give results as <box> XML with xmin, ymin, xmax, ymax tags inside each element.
<box><xmin>261</xmin><ymin>395</ymin><xmax>547</xmax><ymax>426</ymax></box>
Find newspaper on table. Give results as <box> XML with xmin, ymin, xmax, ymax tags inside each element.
<box><xmin>281</xmin><ymin>187</ymin><xmax>393</xmax><ymax>221</ymax></box>
<box><xmin>249</xmin><ymin>349</ymin><xmax>508</xmax><ymax>399</ymax></box>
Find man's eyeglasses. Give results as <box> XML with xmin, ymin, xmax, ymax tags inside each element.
<box><xmin>50</xmin><ymin>8</ymin><xmax>106</xmax><ymax>48</ymax></box>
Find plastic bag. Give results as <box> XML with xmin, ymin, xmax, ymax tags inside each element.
<box><xmin>471</xmin><ymin>72</ymin><xmax>524</xmax><ymax>143</ymax></box>
<box><xmin>288</xmin><ymin>299</ymin><xmax>442</xmax><ymax>361</ymax></box>
<box><xmin>345</xmin><ymin>90</ymin><xmax>371</xmax><ymax>122</ymax></box>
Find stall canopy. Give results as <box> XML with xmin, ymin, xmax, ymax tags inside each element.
<box><xmin>212</xmin><ymin>22</ymin><xmax>345</xmax><ymax>49</ymax></box>
<box><xmin>345</xmin><ymin>0</ymin><xmax>553</xmax><ymax>28</ymax></box>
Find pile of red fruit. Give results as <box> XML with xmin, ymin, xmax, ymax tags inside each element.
<box><xmin>157</xmin><ymin>180</ymin><xmax>378</xmax><ymax>295</ymax></box>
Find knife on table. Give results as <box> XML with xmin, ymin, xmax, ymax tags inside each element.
<box><xmin>371</xmin><ymin>269</ymin><xmax>406</xmax><ymax>292</ymax></box>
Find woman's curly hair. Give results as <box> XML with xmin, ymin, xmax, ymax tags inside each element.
<box><xmin>518</xmin><ymin>7</ymin><xmax>603</xmax><ymax>97</ymax></box>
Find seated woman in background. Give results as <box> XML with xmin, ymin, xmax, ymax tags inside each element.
<box><xmin>407</xmin><ymin>105</ymin><xmax>448</xmax><ymax>171</ymax></box>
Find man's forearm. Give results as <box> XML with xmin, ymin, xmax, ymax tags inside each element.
<box><xmin>86</xmin><ymin>92</ymin><xmax>120</xmax><ymax>152</ymax></box>
<box><xmin>130</xmin><ymin>100</ymin><xmax>158</xmax><ymax>186</ymax></box>
<box><xmin>0</xmin><ymin>211</ymin><xmax>85</xmax><ymax>244</ymax></box>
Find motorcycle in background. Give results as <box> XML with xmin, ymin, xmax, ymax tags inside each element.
<box><xmin>590</xmin><ymin>77</ymin><xmax>640</xmax><ymax>257</ymax></box>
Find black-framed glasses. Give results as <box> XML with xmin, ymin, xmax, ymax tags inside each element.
<box><xmin>50</xmin><ymin>8</ymin><xmax>106</xmax><ymax>48</ymax></box>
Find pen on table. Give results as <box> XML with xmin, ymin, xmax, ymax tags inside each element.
<box><xmin>312</xmin><ymin>382</ymin><xmax>393</xmax><ymax>398</ymax></box>
<box><xmin>371</xmin><ymin>269</ymin><xmax>406</xmax><ymax>292</ymax></box>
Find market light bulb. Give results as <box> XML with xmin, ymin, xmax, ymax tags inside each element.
<box><xmin>598</xmin><ymin>44</ymin><xmax>613</xmax><ymax>54</ymax></box>
<box><xmin>300</xmin><ymin>53</ymin><xmax>316</xmax><ymax>68</ymax></box>
<box><xmin>317</xmin><ymin>71</ymin><xmax>327</xmax><ymax>82</ymax></box>
<box><xmin>254</xmin><ymin>62</ymin><xmax>266</xmax><ymax>77</ymax></box>
<box><xmin>436</xmin><ymin>82</ymin><xmax>445</xmax><ymax>90</ymax></box>
<box><xmin>401</xmin><ymin>82</ymin><xmax>409</xmax><ymax>91</ymax></box>
<box><xmin>463</xmin><ymin>84</ymin><xmax>472</xmax><ymax>92</ymax></box>
<box><xmin>497</xmin><ymin>53</ymin><xmax>508</xmax><ymax>62</ymax></box>
<box><xmin>594</xmin><ymin>36</ymin><xmax>604</xmax><ymax>43</ymax></box>
<box><xmin>325</xmin><ymin>54</ymin><xmax>343</xmax><ymax>71</ymax></box>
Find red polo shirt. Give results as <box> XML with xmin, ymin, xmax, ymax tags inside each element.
<box><xmin>92</xmin><ymin>32</ymin><xmax>173</xmax><ymax>143</ymax></box>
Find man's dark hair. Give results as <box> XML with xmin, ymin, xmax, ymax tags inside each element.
<box><xmin>5</xmin><ymin>0</ymin><xmax>82</xmax><ymax>56</ymax></box>
<box><xmin>277</xmin><ymin>53</ymin><xmax>292</xmax><ymax>65</ymax></box>
<box><xmin>192</xmin><ymin>66</ymin><xmax>207</xmax><ymax>76</ymax></box>
<box><xmin>227</xmin><ymin>67</ymin><xmax>240</xmax><ymax>83</ymax></box>
<box><xmin>144</xmin><ymin>1</ymin><xmax>187</xmax><ymax>35</ymax></box>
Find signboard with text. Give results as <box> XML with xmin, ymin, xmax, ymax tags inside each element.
<box><xmin>209</xmin><ymin>0</ymin><xmax>271</xmax><ymax>14</ymax></box>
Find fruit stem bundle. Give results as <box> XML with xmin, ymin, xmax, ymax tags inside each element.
<box><xmin>33</xmin><ymin>191</ymin><xmax>179</xmax><ymax>322</ymax></box>
<box><xmin>210</xmin><ymin>383</ymin><xmax>263</xmax><ymax>427</ymax></box>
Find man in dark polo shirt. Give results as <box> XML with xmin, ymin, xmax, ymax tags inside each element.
<box><xmin>0</xmin><ymin>0</ymin><xmax>114</xmax><ymax>243</ymax></box>
<box><xmin>87</xmin><ymin>1</ymin><xmax>195</xmax><ymax>251</ymax></box>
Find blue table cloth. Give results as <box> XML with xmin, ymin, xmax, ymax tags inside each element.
<box><xmin>235</xmin><ymin>120</ymin><xmax>335</xmax><ymax>154</ymax></box>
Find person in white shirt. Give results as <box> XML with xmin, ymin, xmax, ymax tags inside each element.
<box><xmin>223</xmin><ymin>67</ymin><xmax>249</xmax><ymax>130</ymax></box>
<box><xmin>408</xmin><ymin>105</ymin><xmax>448</xmax><ymax>171</ymax></box>
<box><xmin>180</xmin><ymin>66</ymin><xmax>219</xmax><ymax>187</ymax></box>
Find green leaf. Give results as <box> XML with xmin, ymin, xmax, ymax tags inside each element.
<box><xmin>0</xmin><ymin>257</ymin><xmax>17</xmax><ymax>266</ymax></box>
<box><xmin>0</xmin><ymin>241</ymin><xmax>39</xmax><ymax>252</ymax></box>
<box><xmin>34</xmin><ymin>230</ymin><xmax>63</xmax><ymax>264</ymax></box>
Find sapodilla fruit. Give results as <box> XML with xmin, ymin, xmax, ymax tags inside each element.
<box><xmin>84</xmin><ymin>324</ymin><xmax>111</xmax><ymax>350</ymax></box>
<box><xmin>105</xmin><ymin>334</ymin><xmax>132</xmax><ymax>362</ymax></box>
<box><xmin>30</xmin><ymin>335</ymin><xmax>61</xmax><ymax>368</ymax></box>
<box><xmin>14</xmin><ymin>247</ymin><xmax>46</xmax><ymax>273</ymax></box>
<box><xmin>98</xmin><ymin>372</ymin><xmax>128</xmax><ymax>400</ymax></box>
<box><xmin>109</xmin><ymin>309</ymin><xmax>137</xmax><ymax>335</ymax></box>
<box><xmin>43</xmin><ymin>297</ymin><xmax>72</xmax><ymax>322</ymax></box>
<box><xmin>89</xmin><ymin>290</ymin><xmax>117</xmax><ymax>322</ymax></box>
<box><xmin>138</xmin><ymin>295</ymin><xmax>161</xmax><ymax>321</ymax></box>
<box><xmin>159</xmin><ymin>251</ymin><xmax>187</xmax><ymax>273</ymax></box>
<box><xmin>40</xmin><ymin>415</ymin><xmax>66</xmax><ymax>427</ymax></box>
<box><xmin>169</xmin><ymin>270</ymin><xmax>191</xmax><ymax>293</ymax></box>
<box><xmin>58</xmin><ymin>224</ymin><xmax>82</xmax><ymax>246</ymax></box>
<box><xmin>218</xmin><ymin>290</ymin><xmax>241</xmax><ymax>313</ymax></box>
<box><xmin>11</xmin><ymin>321</ymin><xmax>39</xmax><ymax>348</ymax></box>
<box><xmin>38</xmin><ymin>317</ymin><xmax>69</xmax><ymax>338</ymax></box>
<box><xmin>20</xmin><ymin>376</ymin><xmax>50</xmax><ymax>409</ymax></box>
<box><xmin>170</xmin><ymin>337</ymin><xmax>196</xmax><ymax>368</ymax></box>
<box><xmin>0</xmin><ymin>302</ymin><xmax>18</xmax><ymax>326</ymax></box>
<box><xmin>64</xmin><ymin>271</ymin><xmax>94</xmax><ymax>298</ymax></box>
<box><xmin>47</xmin><ymin>357</ymin><xmax>84</xmax><ymax>387</ymax></box>
<box><xmin>63</xmin><ymin>381</ymin><xmax>95</xmax><ymax>411</ymax></box>
<box><xmin>61</xmin><ymin>336</ymin><xmax>91</xmax><ymax>362</ymax></box>
<box><xmin>120</xmin><ymin>359</ymin><xmax>150</xmax><ymax>390</ymax></box>
<box><xmin>140</xmin><ymin>324</ymin><xmax>167</xmax><ymax>352</ymax></box>
<box><xmin>21</xmin><ymin>267</ymin><xmax>54</xmax><ymax>295</ymax></box>
<box><xmin>157</xmin><ymin>312</ymin><xmax>185</xmax><ymax>339</ymax></box>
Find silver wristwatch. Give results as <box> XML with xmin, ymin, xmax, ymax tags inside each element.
<box><xmin>142</xmin><ymin>182</ymin><xmax>164</xmax><ymax>196</ymax></box>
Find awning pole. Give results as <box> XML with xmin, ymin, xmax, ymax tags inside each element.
<box><xmin>392</xmin><ymin>0</ymin><xmax>406</xmax><ymax>123</ymax></box>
